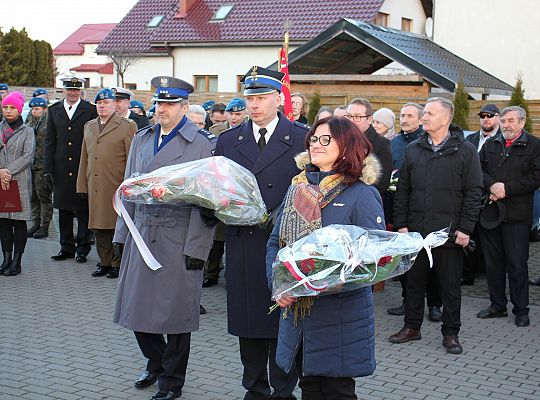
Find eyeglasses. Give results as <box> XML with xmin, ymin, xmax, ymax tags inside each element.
<box><xmin>345</xmin><ymin>114</ymin><xmax>370</xmax><ymax>121</ymax></box>
<box><xmin>308</xmin><ymin>134</ymin><xmax>333</xmax><ymax>146</ymax></box>
<box><xmin>479</xmin><ymin>113</ymin><xmax>497</xmax><ymax>119</ymax></box>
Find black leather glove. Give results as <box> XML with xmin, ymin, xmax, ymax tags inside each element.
<box><xmin>462</xmin><ymin>239</ymin><xmax>476</xmax><ymax>257</ymax></box>
<box><xmin>113</xmin><ymin>242</ymin><xmax>124</xmax><ymax>260</ymax></box>
<box><xmin>199</xmin><ymin>207</ymin><xmax>218</xmax><ymax>227</ymax></box>
<box><xmin>449</xmin><ymin>234</ymin><xmax>476</xmax><ymax>256</ymax></box>
<box><xmin>185</xmin><ymin>256</ymin><xmax>205</xmax><ymax>270</ymax></box>
<box><xmin>258</xmin><ymin>207</ymin><xmax>280</xmax><ymax>234</ymax></box>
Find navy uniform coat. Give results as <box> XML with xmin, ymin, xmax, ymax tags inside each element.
<box><xmin>43</xmin><ymin>99</ymin><xmax>97</xmax><ymax>210</ymax></box>
<box><xmin>113</xmin><ymin>120</ymin><xmax>216</xmax><ymax>334</ymax></box>
<box><xmin>215</xmin><ymin>113</ymin><xmax>308</xmax><ymax>338</ymax></box>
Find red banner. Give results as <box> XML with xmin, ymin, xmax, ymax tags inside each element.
<box><xmin>279</xmin><ymin>47</ymin><xmax>294</xmax><ymax>121</ymax></box>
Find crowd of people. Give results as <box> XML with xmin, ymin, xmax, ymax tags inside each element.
<box><xmin>1</xmin><ymin>70</ymin><xmax>539</xmax><ymax>400</ymax></box>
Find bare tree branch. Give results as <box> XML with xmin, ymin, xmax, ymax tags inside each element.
<box><xmin>106</xmin><ymin>52</ymin><xmax>139</xmax><ymax>87</ymax></box>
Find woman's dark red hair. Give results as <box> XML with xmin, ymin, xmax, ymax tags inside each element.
<box><xmin>305</xmin><ymin>116</ymin><xmax>372</xmax><ymax>185</ymax></box>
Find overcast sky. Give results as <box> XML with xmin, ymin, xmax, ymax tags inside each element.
<box><xmin>0</xmin><ymin>0</ymin><xmax>138</xmax><ymax>47</ymax></box>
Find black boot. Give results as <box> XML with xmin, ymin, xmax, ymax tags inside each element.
<box><xmin>0</xmin><ymin>251</ymin><xmax>13</xmax><ymax>275</ymax></box>
<box><xmin>4</xmin><ymin>252</ymin><xmax>22</xmax><ymax>276</ymax></box>
<box><xmin>33</xmin><ymin>222</ymin><xmax>50</xmax><ymax>239</ymax></box>
<box><xmin>27</xmin><ymin>221</ymin><xmax>40</xmax><ymax>237</ymax></box>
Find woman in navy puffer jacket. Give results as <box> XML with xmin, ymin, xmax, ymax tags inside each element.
<box><xmin>266</xmin><ymin>117</ymin><xmax>384</xmax><ymax>399</ymax></box>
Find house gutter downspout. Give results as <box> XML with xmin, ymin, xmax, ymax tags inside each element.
<box><xmin>165</xmin><ymin>42</ymin><xmax>175</xmax><ymax>76</ymax></box>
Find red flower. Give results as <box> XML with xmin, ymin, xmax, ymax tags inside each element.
<box><xmin>122</xmin><ymin>186</ymin><xmax>133</xmax><ymax>197</ymax></box>
<box><xmin>378</xmin><ymin>256</ymin><xmax>392</xmax><ymax>266</ymax></box>
<box><xmin>151</xmin><ymin>185</ymin><xmax>168</xmax><ymax>199</ymax></box>
<box><xmin>299</xmin><ymin>258</ymin><xmax>316</xmax><ymax>274</ymax></box>
<box><xmin>219</xmin><ymin>196</ymin><xmax>230</xmax><ymax>208</ymax></box>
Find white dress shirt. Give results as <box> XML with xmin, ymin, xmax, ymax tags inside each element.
<box><xmin>63</xmin><ymin>98</ymin><xmax>81</xmax><ymax>120</ymax></box>
<box><xmin>477</xmin><ymin>130</ymin><xmax>496</xmax><ymax>152</ymax></box>
<box><xmin>252</xmin><ymin>115</ymin><xmax>279</xmax><ymax>143</ymax></box>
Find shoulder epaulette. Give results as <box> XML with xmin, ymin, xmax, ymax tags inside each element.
<box><xmin>198</xmin><ymin>128</ymin><xmax>217</xmax><ymax>144</ymax></box>
<box><xmin>294</xmin><ymin>121</ymin><xmax>310</xmax><ymax>130</ymax></box>
<box><xmin>136</xmin><ymin>124</ymin><xmax>155</xmax><ymax>136</ymax></box>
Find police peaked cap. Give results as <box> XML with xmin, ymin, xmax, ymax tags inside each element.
<box><xmin>151</xmin><ymin>76</ymin><xmax>194</xmax><ymax>102</ymax></box>
<box><xmin>241</xmin><ymin>66</ymin><xmax>285</xmax><ymax>96</ymax></box>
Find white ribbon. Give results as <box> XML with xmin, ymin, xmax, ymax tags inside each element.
<box><xmin>422</xmin><ymin>228</ymin><xmax>450</xmax><ymax>268</ymax></box>
<box><xmin>113</xmin><ymin>189</ymin><xmax>163</xmax><ymax>271</ymax></box>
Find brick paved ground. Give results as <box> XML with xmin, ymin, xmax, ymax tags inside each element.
<box><xmin>1</xmin><ymin>219</ymin><xmax>539</xmax><ymax>399</ymax></box>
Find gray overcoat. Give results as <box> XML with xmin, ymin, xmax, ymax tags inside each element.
<box><xmin>0</xmin><ymin>121</ymin><xmax>35</xmax><ymax>221</ymax></box>
<box><xmin>113</xmin><ymin>119</ymin><xmax>216</xmax><ymax>334</ymax></box>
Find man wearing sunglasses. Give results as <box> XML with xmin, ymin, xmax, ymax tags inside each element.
<box><xmin>462</xmin><ymin>104</ymin><xmax>501</xmax><ymax>286</ymax></box>
<box><xmin>466</xmin><ymin>104</ymin><xmax>501</xmax><ymax>152</ymax></box>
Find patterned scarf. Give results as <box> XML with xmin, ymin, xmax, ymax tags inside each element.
<box><xmin>1</xmin><ymin>116</ymin><xmax>23</xmax><ymax>145</ymax></box>
<box><xmin>278</xmin><ymin>169</ymin><xmax>348</xmax><ymax>323</ymax></box>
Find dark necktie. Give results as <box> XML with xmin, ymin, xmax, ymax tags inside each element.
<box><xmin>258</xmin><ymin>128</ymin><xmax>267</xmax><ymax>151</ymax></box>
<box><xmin>68</xmin><ymin>105</ymin><xmax>72</xmax><ymax>111</ymax></box>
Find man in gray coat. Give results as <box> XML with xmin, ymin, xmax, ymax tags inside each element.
<box><xmin>113</xmin><ymin>76</ymin><xmax>216</xmax><ymax>400</ymax></box>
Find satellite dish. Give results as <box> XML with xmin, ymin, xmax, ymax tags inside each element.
<box><xmin>425</xmin><ymin>17</ymin><xmax>433</xmax><ymax>38</ymax></box>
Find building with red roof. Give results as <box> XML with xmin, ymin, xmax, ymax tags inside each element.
<box><xmin>96</xmin><ymin>0</ymin><xmax>432</xmax><ymax>92</ymax></box>
<box><xmin>54</xmin><ymin>24</ymin><xmax>117</xmax><ymax>88</ymax></box>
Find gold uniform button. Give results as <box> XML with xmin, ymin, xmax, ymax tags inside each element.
<box><xmin>68</xmin><ymin>157</ymin><xmax>72</xmax><ymax>161</ymax></box>
<box><xmin>68</xmin><ymin>127</ymin><xmax>72</xmax><ymax>131</ymax></box>
<box><xmin>68</xmin><ymin>142</ymin><xmax>72</xmax><ymax>146</ymax></box>
<box><xmin>68</xmin><ymin>172</ymin><xmax>73</xmax><ymax>176</ymax></box>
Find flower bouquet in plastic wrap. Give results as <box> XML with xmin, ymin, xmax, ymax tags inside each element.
<box><xmin>117</xmin><ymin>156</ymin><xmax>267</xmax><ymax>226</ymax></box>
<box><xmin>270</xmin><ymin>225</ymin><xmax>448</xmax><ymax>321</ymax></box>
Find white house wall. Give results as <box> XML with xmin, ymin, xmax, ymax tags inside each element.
<box><xmin>375</xmin><ymin>0</ymin><xmax>428</xmax><ymax>76</ymax></box>
<box><xmin>121</xmin><ymin>56</ymin><xmax>173</xmax><ymax>90</ymax></box>
<box><xmin>171</xmin><ymin>46</ymin><xmax>287</xmax><ymax>93</ymax></box>
<box><xmin>432</xmin><ymin>0</ymin><xmax>540</xmax><ymax>98</ymax></box>
<box><xmin>380</xmin><ymin>0</ymin><xmax>427</xmax><ymax>34</ymax></box>
<box><xmin>55</xmin><ymin>44</ymin><xmax>111</xmax><ymax>87</ymax></box>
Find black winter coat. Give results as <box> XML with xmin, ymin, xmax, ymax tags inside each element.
<box><xmin>479</xmin><ymin>130</ymin><xmax>540</xmax><ymax>224</ymax></box>
<box><xmin>43</xmin><ymin>99</ymin><xmax>97</xmax><ymax>210</ymax></box>
<box><xmin>393</xmin><ymin>129</ymin><xmax>483</xmax><ymax>241</ymax></box>
<box><xmin>129</xmin><ymin>111</ymin><xmax>150</xmax><ymax>130</ymax></box>
<box><xmin>365</xmin><ymin>125</ymin><xmax>392</xmax><ymax>196</ymax></box>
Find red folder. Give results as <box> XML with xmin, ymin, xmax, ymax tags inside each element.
<box><xmin>0</xmin><ymin>180</ymin><xmax>22</xmax><ymax>212</ymax></box>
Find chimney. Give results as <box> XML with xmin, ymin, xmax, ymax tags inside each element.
<box><xmin>175</xmin><ymin>0</ymin><xmax>198</xmax><ymax>18</ymax></box>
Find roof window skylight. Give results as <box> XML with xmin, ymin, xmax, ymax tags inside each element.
<box><xmin>211</xmin><ymin>5</ymin><xmax>234</xmax><ymax>21</ymax></box>
<box><xmin>148</xmin><ymin>15</ymin><xmax>164</xmax><ymax>28</ymax></box>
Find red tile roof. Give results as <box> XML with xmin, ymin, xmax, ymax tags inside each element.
<box><xmin>54</xmin><ymin>24</ymin><xmax>117</xmax><ymax>55</ymax></box>
<box><xmin>70</xmin><ymin>63</ymin><xmax>114</xmax><ymax>74</ymax></box>
<box><xmin>97</xmin><ymin>0</ymin><xmax>384</xmax><ymax>54</ymax></box>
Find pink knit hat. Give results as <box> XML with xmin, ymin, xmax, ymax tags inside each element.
<box><xmin>1</xmin><ymin>91</ymin><xmax>25</xmax><ymax>114</ymax></box>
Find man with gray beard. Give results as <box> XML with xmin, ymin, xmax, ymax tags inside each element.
<box><xmin>476</xmin><ymin>106</ymin><xmax>540</xmax><ymax>327</ymax></box>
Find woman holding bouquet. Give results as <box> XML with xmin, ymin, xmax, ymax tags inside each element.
<box><xmin>266</xmin><ymin>116</ymin><xmax>385</xmax><ymax>399</ymax></box>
